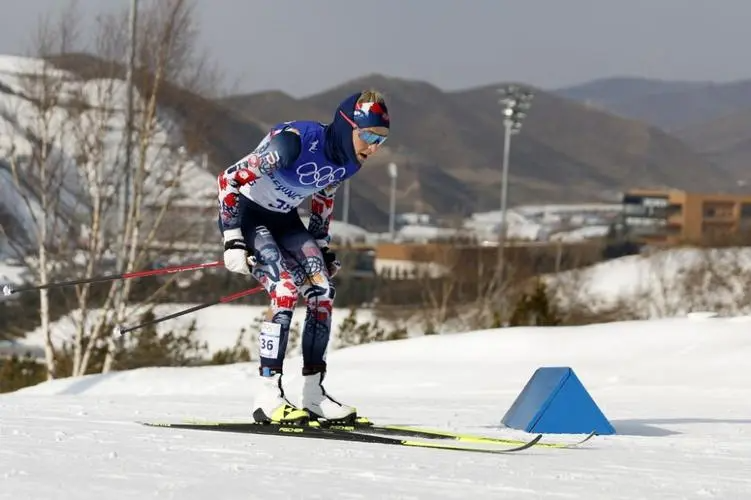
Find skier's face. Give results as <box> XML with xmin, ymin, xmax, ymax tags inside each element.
<box><xmin>352</xmin><ymin>126</ymin><xmax>389</xmax><ymax>163</ymax></box>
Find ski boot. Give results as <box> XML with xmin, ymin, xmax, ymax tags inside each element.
<box><xmin>300</xmin><ymin>371</ymin><xmax>358</xmax><ymax>424</ymax></box>
<box><xmin>252</xmin><ymin>373</ymin><xmax>310</xmax><ymax>425</ymax></box>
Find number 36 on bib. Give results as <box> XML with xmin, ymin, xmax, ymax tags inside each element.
<box><xmin>259</xmin><ymin>321</ymin><xmax>281</xmax><ymax>358</ymax></box>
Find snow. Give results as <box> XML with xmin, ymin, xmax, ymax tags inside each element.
<box><xmin>467</xmin><ymin>203</ymin><xmax>622</xmax><ymax>243</ymax></box>
<box><xmin>515</xmin><ymin>203</ymin><xmax>623</xmax><ymax>216</ymax></box>
<box><xmin>549</xmin><ymin>247</ymin><xmax>751</xmax><ymax>317</ymax></box>
<box><xmin>465</xmin><ymin>209</ymin><xmax>546</xmax><ymax>241</ymax></box>
<box><xmin>17</xmin><ymin>304</ymin><xmax>389</xmax><ymax>356</ymax></box>
<box><xmin>335</xmin><ymin>202</ymin><xmax>620</xmax><ymax>245</ymax></box>
<box><xmin>0</xmin><ymin>261</ymin><xmax>28</xmax><ymax>286</ymax></box>
<box><xmin>13</xmin><ymin>245</ymin><xmax>751</xmax><ymax>361</ymax></box>
<box><xmin>299</xmin><ymin>216</ymin><xmax>376</xmax><ymax>245</ymax></box>
<box><xmin>0</xmin><ymin>54</ymin><xmax>217</xmax><ymax>253</ymax></box>
<box><xmin>549</xmin><ymin>225</ymin><xmax>610</xmax><ymax>242</ymax></box>
<box><xmin>394</xmin><ymin>224</ymin><xmax>461</xmax><ymax>242</ymax></box>
<box><xmin>2</xmin><ymin>315</ymin><xmax>751</xmax><ymax>498</ymax></box>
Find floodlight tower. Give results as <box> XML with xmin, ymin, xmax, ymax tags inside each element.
<box><xmin>496</xmin><ymin>85</ymin><xmax>534</xmax><ymax>260</ymax></box>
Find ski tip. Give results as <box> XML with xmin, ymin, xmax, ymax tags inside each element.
<box><xmin>581</xmin><ymin>430</ymin><xmax>598</xmax><ymax>442</ymax></box>
<box><xmin>139</xmin><ymin>421</ymin><xmax>175</xmax><ymax>428</ymax></box>
<box><xmin>1</xmin><ymin>284</ymin><xmax>13</xmax><ymax>297</ymax></box>
<box><xmin>555</xmin><ymin>430</ymin><xmax>598</xmax><ymax>449</ymax></box>
<box><xmin>497</xmin><ymin>433</ymin><xmax>543</xmax><ymax>453</ymax></box>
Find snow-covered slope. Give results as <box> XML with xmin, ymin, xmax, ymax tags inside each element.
<box><xmin>0</xmin><ymin>261</ymin><xmax>28</xmax><ymax>287</ymax></box>
<box><xmin>2</xmin><ymin>316</ymin><xmax>750</xmax><ymax>498</ymax></box>
<box><xmin>17</xmin><ymin>303</ymin><xmax>389</xmax><ymax>356</ymax></box>
<box><xmin>465</xmin><ymin>208</ymin><xmax>546</xmax><ymax>241</ymax></box>
<box><xmin>0</xmin><ymin>55</ymin><xmax>215</xmax><ymax>252</ymax></box>
<box><xmin>467</xmin><ymin>203</ymin><xmax>622</xmax><ymax>243</ymax></box>
<box><xmin>550</xmin><ymin>247</ymin><xmax>751</xmax><ymax>317</ymax></box>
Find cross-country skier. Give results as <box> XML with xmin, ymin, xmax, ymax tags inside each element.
<box><xmin>216</xmin><ymin>90</ymin><xmax>390</xmax><ymax>424</ymax></box>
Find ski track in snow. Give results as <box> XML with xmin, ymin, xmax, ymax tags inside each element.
<box><xmin>2</xmin><ymin>317</ymin><xmax>751</xmax><ymax>499</ymax></box>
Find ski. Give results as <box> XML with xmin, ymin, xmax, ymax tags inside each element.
<box><xmin>140</xmin><ymin>420</ymin><xmax>543</xmax><ymax>455</ymax></box>
<box><xmin>325</xmin><ymin>418</ymin><xmax>597</xmax><ymax>449</ymax></box>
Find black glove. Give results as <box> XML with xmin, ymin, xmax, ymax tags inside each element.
<box><xmin>321</xmin><ymin>247</ymin><xmax>341</xmax><ymax>278</ymax></box>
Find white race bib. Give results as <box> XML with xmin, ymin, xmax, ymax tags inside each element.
<box><xmin>259</xmin><ymin>321</ymin><xmax>281</xmax><ymax>358</ymax></box>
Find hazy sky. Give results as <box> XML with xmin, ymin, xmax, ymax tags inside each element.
<box><xmin>1</xmin><ymin>0</ymin><xmax>749</xmax><ymax>97</ymax></box>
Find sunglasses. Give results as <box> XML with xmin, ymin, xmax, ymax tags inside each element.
<box><xmin>358</xmin><ymin>129</ymin><xmax>388</xmax><ymax>146</ymax></box>
<box><xmin>339</xmin><ymin>110</ymin><xmax>388</xmax><ymax>146</ymax></box>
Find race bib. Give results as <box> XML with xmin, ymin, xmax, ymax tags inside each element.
<box><xmin>259</xmin><ymin>321</ymin><xmax>281</xmax><ymax>359</ymax></box>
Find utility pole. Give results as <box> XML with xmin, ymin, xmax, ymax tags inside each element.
<box><xmin>495</xmin><ymin>85</ymin><xmax>533</xmax><ymax>326</ymax></box>
<box><xmin>496</xmin><ymin>85</ymin><xmax>534</xmax><ymax>268</ymax></box>
<box><xmin>388</xmin><ymin>162</ymin><xmax>398</xmax><ymax>239</ymax></box>
<box><xmin>118</xmin><ymin>0</ymin><xmax>138</xmax><ymax>274</ymax></box>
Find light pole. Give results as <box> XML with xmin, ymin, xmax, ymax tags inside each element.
<box><xmin>388</xmin><ymin>162</ymin><xmax>398</xmax><ymax>239</ymax></box>
<box><xmin>496</xmin><ymin>85</ymin><xmax>533</xmax><ymax>260</ymax></box>
<box><xmin>118</xmin><ymin>0</ymin><xmax>138</xmax><ymax>275</ymax></box>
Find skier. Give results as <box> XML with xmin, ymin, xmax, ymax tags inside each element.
<box><xmin>216</xmin><ymin>90</ymin><xmax>390</xmax><ymax>424</ymax></box>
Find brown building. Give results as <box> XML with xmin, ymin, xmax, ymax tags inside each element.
<box><xmin>622</xmin><ymin>188</ymin><xmax>751</xmax><ymax>244</ymax></box>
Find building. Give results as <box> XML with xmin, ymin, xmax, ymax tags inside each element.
<box><xmin>622</xmin><ymin>188</ymin><xmax>751</xmax><ymax>244</ymax></box>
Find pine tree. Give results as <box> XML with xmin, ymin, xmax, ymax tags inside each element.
<box><xmin>508</xmin><ymin>279</ymin><xmax>562</xmax><ymax>327</ymax></box>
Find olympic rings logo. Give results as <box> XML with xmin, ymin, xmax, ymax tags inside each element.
<box><xmin>296</xmin><ymin>162</ymin><xmax>346</xmax><ymax>188</ymax></box>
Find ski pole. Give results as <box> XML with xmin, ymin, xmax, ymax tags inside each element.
<box><xmin>1</xmin><ymin>260</ymin><xmax>224</xmax><ymax>297</ymax></box>
<box><xmin>113</xmin><ymin>285</ymin><xmax>264</xmax><ymax>336</ymax></box>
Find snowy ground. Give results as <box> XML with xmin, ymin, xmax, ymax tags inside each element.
<box><xmin>549</xmin><ymin>247</ymin><xmax>751</xmax><ymax>317</ymax></box>
<box><xmin>11</xmin><ymin>245</ymin><xmax>751</xmax><ymax>361</ymax></box>
<box><xmin>467</xmin><ymin>203</ymin><xmax>621</xmax><ymax>243</ymax></box>
<box><xmin>2</xmin><ymin>316</ymin><xmax>751</xmax><ymax>499</ymax></box>
<box><xmin>17</xmin><ymin>304</ymin><xmax>399</xmax><ymax>357</ymax></box>
<box><xmin>0</xmin><ymin>261</ymin><xmax>28</xmax><ymax>288</ymax></box>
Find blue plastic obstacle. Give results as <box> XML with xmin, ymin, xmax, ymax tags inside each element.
<box><xmin>501</xmin><ymin>367</ymin><xmax>615</xmax><ymax>435</ymax></box>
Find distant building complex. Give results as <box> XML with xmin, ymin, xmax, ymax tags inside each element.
<box><xmin>622</xmin><ymin>188</ymin><xmax>751</xmax><ymax>244</ymax></box>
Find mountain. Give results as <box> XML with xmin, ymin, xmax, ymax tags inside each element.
<box><xmin>220</xmin><ymin>90</ymin><xmax>329</xmax><ymax>127</ymax></box>
<box><xmin>557</xmin><ymin>76</ymin><xmax>751</xmax><ymax>173</ymax></box>
<box><xmin>674</xmin><ymin>109</ymin><xmax>751</xmax><ymax>180</ymax></box>
<box><xmin>554</xmin><ymin>76</ymin><xmax>751</xmax><ymax>131</ymax></box>
<box><xmin>555</xmin><ymin>76</ymin><xmax>709</xmax><ymax>105</ymax></box>
<box><xmin>0</xmin><ymin>53</ymin><xmax>735</xmax><ymax>242</ymax></box>
<box><xmin>0</xmin><ymin>53</ymin><xmax>272</xmax><ymax>255</ymax></box>
<box><xmin>221</xmin><ymin>74</ymin><xmax>734</xmax><ymax>229</ymax></box>
<box><xmin>449</xmin><ymin>83</ymin><xmax>725</xmax><ymax>191</ymax></box>
<box><xmin>45</xmin><ymin>53</ymin><xmax>270</xmax><ymax>175</ymax></box>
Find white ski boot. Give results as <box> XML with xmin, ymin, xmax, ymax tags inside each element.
<box><xmin>300</xmin><ymin>372</ymin><xmax>357</xmax><ymax>423</ymax></box>
<box><xmin>252</xmin><ymin>373</ymin><xmax>310</xmax><ymax>424</ymax></box>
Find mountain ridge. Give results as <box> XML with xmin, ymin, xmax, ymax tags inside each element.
<box><xmin>1</xmin><ymin>54</ymin><xmax>737</xmax><ymax>237</ymax></box>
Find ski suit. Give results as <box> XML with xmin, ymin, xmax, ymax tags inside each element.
<box><xmin>216</xmin><ymin>95</ymin><xmax>367</xmax><ymax>377</ymax></box>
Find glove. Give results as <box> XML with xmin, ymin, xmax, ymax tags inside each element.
<box><xmin>223</xmin><ymin>229</ymin><xmax>253</xmax><ymax>275</ymax></box>
<box><xmin>321</xmin><ymin>246</ymin><xmax>341</xmax><ymax>278</ymax></box>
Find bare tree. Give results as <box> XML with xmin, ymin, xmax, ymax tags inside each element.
<box><xmin>80</xmin><ymin>0</ymin><xmax>220</xmax><ymax>375</ymax></box>
<box><xmin>545</xmin><ymin>263</ymin><xmax>644</xmax><ymax>325</ymax></box>
<box><xmin>599</xmin><ymin>246</ymin><xmax>751</xmax><ymax>320</ymax></box>
<box><xmin>0</xmin><ymin>5</ymin><xmax>84</xmax><ymax>378</ymax></box>
<box><xmin>1</xmin><ymin>0</ymin><xmax>222</xmax><ymax>378</ymax></box>
<box><xmin>404</xmin><ymin>243</ymin><xmax>464</xmax><ymax>333</ymax></box>
<box><xmin>673</xmin><ymin>247</ymin><xmax>751</xmax><ymax>316</ymax></box>
<box><xmin>403</xmin><ymin>239</ymin><xmax>523</xmax><ymax>333</ymax></box>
